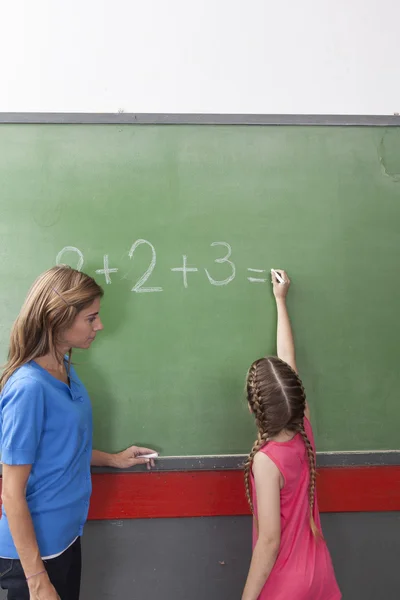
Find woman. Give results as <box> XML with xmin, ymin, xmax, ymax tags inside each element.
<box><xmin>0</xmin><ymin>265</ymin><xmax>156</xmax><ymax>600</ymax></box>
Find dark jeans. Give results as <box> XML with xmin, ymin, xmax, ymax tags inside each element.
<box><xmin>0</xmin><ymin>538</ymin><xmax>81</xmax><ymax>600</ymax></box>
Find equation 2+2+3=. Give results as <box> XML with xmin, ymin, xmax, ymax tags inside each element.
<box><xmin>56</xmin><ymin>240</ymin><xmax>272</xmax><ymax>293</ymax></box>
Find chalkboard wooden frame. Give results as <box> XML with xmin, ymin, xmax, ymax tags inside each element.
<box><xmin>0</xmin><ymin>113</ymin><xmax>399</xmax><ymax>125</ymax></box>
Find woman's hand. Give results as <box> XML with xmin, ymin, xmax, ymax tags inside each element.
<box><xmin>28</xmin><ymin>573</ymin><xmax>60</xmax><ymax>600</ymax></box>
<box><xmin>112</xmin><ymin>446</ymin><xmax>157</xmax><ymax>470</ymax></box>
<box><xmin>271</xmin><ymin>269</ymin><xmax>291</xmax><ymax>300</ymax></box>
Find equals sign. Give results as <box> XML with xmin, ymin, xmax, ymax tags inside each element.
<box><xmin>247</xmin><ymin>268</ymin><xmax>267</xmax><ymax>283</ymax></box>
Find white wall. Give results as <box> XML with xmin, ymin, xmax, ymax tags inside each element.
<box><xmin>1</xmin><ymin>0</ymin><xmax>399</xmax><ymax>114</ymax></box>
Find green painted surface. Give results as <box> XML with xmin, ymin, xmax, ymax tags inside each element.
<box><xmin>0</xmin><ymin>124</ymin><xmax>399</xmax><ymax>454</ymax></box>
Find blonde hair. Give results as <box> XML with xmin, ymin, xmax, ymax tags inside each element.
<box><xmin>0</xmin><ymin>265</ymin><xmax>103</xmax><ymax>390</ymax></box>
<box><xmin>244</xmin><ymin>356</ymin><xmax>320</xmax><ymax>538</ymax></box>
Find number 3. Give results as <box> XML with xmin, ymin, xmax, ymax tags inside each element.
<box><xmin>205</xmin><ymin>242</ymin><xmax>236</xmax><ymax>286</ymax></box>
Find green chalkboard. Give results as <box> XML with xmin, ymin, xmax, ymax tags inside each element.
<box><xmin>0</xmin><ymin>124</ymin><xmax>399</xmax><ymax>455</ymax></box>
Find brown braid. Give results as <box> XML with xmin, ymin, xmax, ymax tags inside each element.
<box><xmin>244</xmin><ymin>356</ymin><xmax>321</xmax><ymax>538</ymax></box>
<box><xmin>294</xmin><ymin>368</ymin><xmax>322</xmax><ymax>538</ymax></box>
<box><xmin>298</xmin><ymin>425</ymin><xmax>321</xmax><ymax>538</ymax></box>
<box><xmin>244</xmin><ymin>363</ymin><xmax>270</xmax><ymax>514</ymax></box>
<box><xmin>244</xmin><ymin>438</ymin><xmax>262</xmax><ymax>515</ymax></box>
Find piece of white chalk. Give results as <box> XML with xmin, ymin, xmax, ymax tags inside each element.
<box><xmin>271</xmin><ymin>269</ymin><xmax>285</xmax><ymax>284</ymax></box>
<box><xmin>137</xmin><ymin>452</ymin><xmax>159</xmax><ymax>459</ymax></box>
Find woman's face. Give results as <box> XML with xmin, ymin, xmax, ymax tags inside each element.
<box><xmin>60</xmin><ymin>297</ymin><xmax>104</xmax><ymax>350</ymax></box>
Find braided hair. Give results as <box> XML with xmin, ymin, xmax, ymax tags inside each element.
<box><xmin>244</xmin><ymin>356</ymin><xmax>320</xmax><ymax>537</ymax></box>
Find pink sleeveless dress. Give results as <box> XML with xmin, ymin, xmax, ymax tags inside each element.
<box><xmin>251</xmin><ymin>417</ymin><xmax>341</xmax><ymax>600</ymax></box>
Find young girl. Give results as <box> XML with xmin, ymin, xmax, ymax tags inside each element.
<box><xmin>0</xmin><ymin>266</ymin><xmax>157</xmax><ymax>600</ymax></box>
<box><xmin>242</xmin><ymin>270</ymin><xmax>341</xmax><ymax>600</ymax></box>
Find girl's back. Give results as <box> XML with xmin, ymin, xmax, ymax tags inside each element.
<box><xmin>251</xmin><ymin>417</ymin><xmax>341</xmax><ymax>600</ymax></box>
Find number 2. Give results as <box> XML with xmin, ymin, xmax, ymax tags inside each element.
<box><xmin>128</xmin><ymin>239</ymin><xmax>163</xmax><ymax>293</ymax></box>
<box><xmin>56</xmin><ymin>246</ymin><xmax>84</xmax><ymax>272</ymax></box>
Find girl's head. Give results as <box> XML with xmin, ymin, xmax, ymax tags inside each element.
<box><xmin>244</xmin><ymin>356</ymin><xmax>319</xmax><ymax>537</ymax></box>
<box><xmin>0</xmin><ymin>265</ymin><xmax>104</xmax><ymax>389</ymax></box>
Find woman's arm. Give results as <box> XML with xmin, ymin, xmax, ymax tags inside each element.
<box><xmin>2</xmin><ymin>465</ymin><xmax>59</xmax><ymax>599</ymax></box>
<box><xmin>91</xmin><ymin>445</ymin><xmax>157</xmax><ymax>469</ymax></box>
<box><xmin>241</xmin><ymin>453</ymin><xmax>281</xmax><ymax>600</ymax></box>
<box><xmin>0</xmin><ymin>380</ymin><xmax>60</xmax><ymax>598</ymax></box>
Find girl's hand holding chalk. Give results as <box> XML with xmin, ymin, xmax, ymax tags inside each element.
<box><xmin>271</xmin><ymin>269</ymin><xmax>291</xmax><ymax>299</ymax></box>
<box><xmin>271</xmin><ymin>268</ymin><xmax>284</xmax><ymax>284</ymax></box>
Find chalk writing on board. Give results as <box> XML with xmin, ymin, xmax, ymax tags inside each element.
<box><xmin>56</xmin><ymin>246</ymin><xmax>84</xmax><ymax>272</ymax></box>
<box><xmin>128</xmin><ymin>239</ymin><xmax>163</xmax><ymax>293</ymax></box>
<box><xmin>171</xmin><ymin>255</ymin><xmax>198</xmax><ymax>288</ymax></box>
<box><xmin>95</xmin><ymin>255</ymin><xmax>119</xmax><ymax>284</ymax></box>
<box><xmin>247</xmin><ymin>268</ymin><xmax>267</xmax><ymax>283</ymax></box>
<box><xmin>56</xmin><ymin>241</ymin><xmax>268</xmax><ymax>291</ymax></box>
<box><xmin>204</xmin><ymin>242</ymin><xmax>236</xmax><ymax>286</ymax></box>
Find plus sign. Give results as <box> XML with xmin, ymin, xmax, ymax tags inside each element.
<box><xmin>95</xmin><ymin>255</ymin><xmax>119</xmax><ymax>284</ymax></box>
<box><xmin>171</xmin><ymin>255</ymin><xmax>198</xmax><ymax>288</ymax></box>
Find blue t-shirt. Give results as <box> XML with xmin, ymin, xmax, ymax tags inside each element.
<box><xmin>0</xmin><ymin>361</ymin><xmax>93</xmax><ymax>558</ymax></box>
